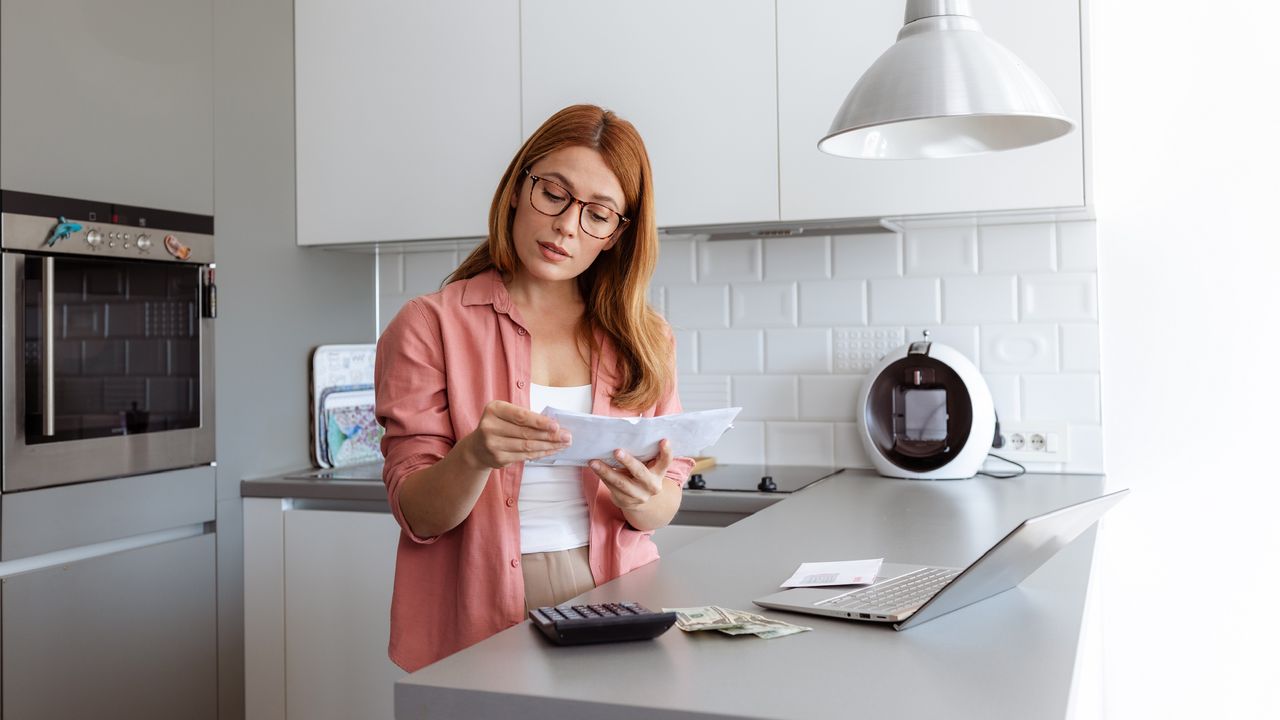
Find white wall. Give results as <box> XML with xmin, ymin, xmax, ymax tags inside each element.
<box><xmin>379</xmin><ymin>218</ymin><xmax>1103</xmax><ymax>471</ymax></box>
<box><xmin>1072</xmin><ymin>2</ymin><xmax>1280</xmax><ymax>718</ymax></box>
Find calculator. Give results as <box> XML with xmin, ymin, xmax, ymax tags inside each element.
<box><xmin>528</xmin><ymin>602</ymin><xmax>677</xmax><ymax>646</ymax></box>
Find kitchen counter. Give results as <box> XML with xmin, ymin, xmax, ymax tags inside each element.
<box><xmin>394</xmin><ymin>469</ymin><xmax>1109</xmax><ymax>720</ymax></box>
<box><xmin>239</xmin><ymin>462</ymin><xmax>833</xmax><ymax>517</ymax></box>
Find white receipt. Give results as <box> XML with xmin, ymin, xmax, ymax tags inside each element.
<box><xmin>528</xmin><ymin>406</ymin><xmax>742</xmax><ymax>467</ymax></box>
<box><xmin>781</xmin><ymin>559</ymin><xmax>884</xmax><ymax>588</ymax></box>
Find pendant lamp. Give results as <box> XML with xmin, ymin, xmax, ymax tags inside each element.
<box><xmin>818</xmin><ymin>0</ymin><xmax>1075</xmax><ymax>159</ymax></box>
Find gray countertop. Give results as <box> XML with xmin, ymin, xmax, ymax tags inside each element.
<box><xmin>239</xmin><ymin>462</ymin><xmax>814</xmax><ymax>516</ymax></box>
<box><xmin>394</xmin><ymin>469</ymin><xmax>1108</xmax><ymax>720</ymax></box>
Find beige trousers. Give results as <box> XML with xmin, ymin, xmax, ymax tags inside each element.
<box><xmin>521</xmin><ymin>545</ymin><xmax>595</xmax><ymax>611</ymax></box>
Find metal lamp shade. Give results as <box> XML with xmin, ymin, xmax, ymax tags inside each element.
<box><xmin>818</xmin><ymin>1</ymin><xmax>1076</xmax><ymax>160</ymax></box>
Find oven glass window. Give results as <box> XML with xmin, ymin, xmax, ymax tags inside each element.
<box><xmin>24</xmin><ymin>256</ymin><xmax>202</xmax><ymax>443</ymax></box>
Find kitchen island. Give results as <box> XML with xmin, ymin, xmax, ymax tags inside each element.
<box><xmin>394</xmin><ymin>469</ymin><xmax>1109</xmax><ymax>720</ymax></box>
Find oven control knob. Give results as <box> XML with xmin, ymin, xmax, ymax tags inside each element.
<box><xmin>136</xmin><ymin>234</ymin><xmax>152</xmax><ymax>251</ymax></box>
<box><xmin>687</xmin><ymin>474</ymin><xmax>706</xmax><ymax>490</ymax></box>
<box><xmin>757</xmin><ymin>476</ymin><xmax>777</xmax><ymax>493</ymax></box>
<box><xmin>85</xmin><ymin>228</ymin><xmax>103</xmax><ymax>247</ymax></box>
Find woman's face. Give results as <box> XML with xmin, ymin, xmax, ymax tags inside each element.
<box><xmin>509</xmin><ymin>145</ymin><xmax>627</xmax><ymax>285</ymax></box>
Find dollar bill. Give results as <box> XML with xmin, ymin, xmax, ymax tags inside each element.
<box><xmin>663</xmin><ymin>605</ymin><xmax>811</xmax><ymax>639</ymax></box>
<box><xmin>664</xmin><ymin>605</ymin><xmax>741</xmax><ymax>632</ymax></box>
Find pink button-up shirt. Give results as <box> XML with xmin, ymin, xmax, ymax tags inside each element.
<box><xmin>375</xmin><ymin>268</ymin><xmax>693</xmax><ymax>671</ymax></box>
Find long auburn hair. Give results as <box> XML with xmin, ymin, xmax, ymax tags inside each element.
<box><xmin>446</xmin><ymin>104</ymin><xmax>672</xmax><ymax>411</ymax></box>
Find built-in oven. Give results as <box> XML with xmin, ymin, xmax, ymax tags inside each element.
<box><xmin>1</xmin><ymin>190</ymin><xmax>216</xmax><ymax>491</ymax></box>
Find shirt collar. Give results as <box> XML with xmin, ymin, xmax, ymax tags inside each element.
<box><xmin>460</xmin><ymin>268</ymin><xmax>512</xmax><ymax>313</ymax></box>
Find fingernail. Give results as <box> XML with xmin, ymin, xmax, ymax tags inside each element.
<box><xmin>615</xmin><ymin>449</ymin><xmax>628</xmax><ymax>460</ymax></box>
<box><xmin>559</xmin><ymin>431</ymin><xmax>572</xmax><ymax>443</ymax></box>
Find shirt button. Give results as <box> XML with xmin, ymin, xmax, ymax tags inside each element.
<box><xmin>517</xmin><ymin>327</ymin><xmax>527</xmax><ymax>336</ymax></box>
<box><xmin>517</xmin><ymin>379</ymin><xmax>526</xmax><ymax>389</ymax></box>
<box><xmin>505</xmin><ymin>496</ymin><xmax>515</xmax><ymax>508</ymax></box>
<box><xmin>510</xmin><ymin>558</ymin><xmax>520</xmax><ymax>568</ymax></box>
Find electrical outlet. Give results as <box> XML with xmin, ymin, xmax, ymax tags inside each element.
<box><xmin>994</xmin><ymin>422</ymin><xmax>1069</xmax><ymax>463</ymax></box>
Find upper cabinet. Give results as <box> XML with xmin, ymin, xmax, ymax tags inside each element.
<box><xmin>777</xmin><ymin>0</ymin><xmax>1086</xmax><ymax>222</ymax></box>
<box><xmin>520</xmin><ymin>0</ymin><xmax>779</xmax><ymax>229</ymax></box>
<box><xmin>0</xmin><ymin>0</ymin><xmax>213</xmax><ymax>215</ymax></box>
<box><xmin>294</xmin><ymin>0</ymin><xmax>521</xmax><ymax>246</ymax></box>
<box><xmin>292</xmin><ymin>0</ymin><xmax>1085</xmax><ymax>244</ymax></box>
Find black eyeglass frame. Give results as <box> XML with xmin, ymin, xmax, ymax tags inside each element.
<box><xmin>521</xmin><ymin>168</ymin><xmax>631</xmax><ymax>240</ymax></box>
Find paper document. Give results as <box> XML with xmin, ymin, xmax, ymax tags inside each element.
<box><xmin>528</xmin><ymin>406</ymin><xmax>741</xmax><ymax>467</ymax></box>
<box><xmin>781</xmin><ymin>559</ymin><xmax>884</xmax><ymax>588</ymax></box>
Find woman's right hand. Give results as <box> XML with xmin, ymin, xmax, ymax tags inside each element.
<box><xmin>460</xmin><ymin>400</ymin><xmax>573</xmax><ymax>470</ymax></box>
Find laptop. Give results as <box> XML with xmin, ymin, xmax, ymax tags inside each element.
<box><xmin>753</xmin><ymin>489</ymin><xmax>1128</xmax><ymax>630</ymax></box>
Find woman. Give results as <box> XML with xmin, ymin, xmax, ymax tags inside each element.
<box><xmin>374</xmin><ymin>104</ymin><xmax>694</xmax><ymax>671</ymax></box>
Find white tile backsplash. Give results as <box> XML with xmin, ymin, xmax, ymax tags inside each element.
<box><xmin>765</xmin><ymin>329</ymin><xmax>831</xmax><ymax>373</ymax></box>
<box><xmin>1057</xmin><ymin>221</ymin><xmax>1098</xmax><ymax>272</ymax></box>
<box><xmin>1060</xmin><ymin>323</ymin><xmax>1101</xmax><ymax>372</ymax></box>
<box><xmin>798</xmin><ymin>375</ymin><xmax>862</xmax><ymax>421</ymax></box>
<box><xmin>834</xmin><ymin>422</ymin><xmax>871</xmax><ymax>468</ymax></box>
<box><xmin>678</xmin><ymin>375</ymin><xmax>731</xmax><ymax>412</ymax></box>
<box><xmin>1020</xmin><ymin>273</ymin><xmax>1098</xmax><ymax>322</ymax></box>
<box><xmin>674</xmin><ymin>329</ymin><xmax>697</xmax><ymax>375</ymax></box>
<box><xmin>1023</xmin><ymin>374</ymin><xmax>1101</xmax><ymax>423</ymax></box>
<box><xmin>981</xmin><ymin>324</ymin><xmax>1059</xmax><ymax>373</ymax></box>
<box><xmin>379</xmin><ymin>218</ymin><xmax>1103</xmax><ymax>471</ymax></box>
<box><xmin>766</xmin><ymin>422</ymin><xmax>835</xmax><ymax>466</ymax></box>
<box><xmin>943</xmin><ymin>275</ymin><xmax>1017</xmax><ymax>324</ymax></box>
<box><xmin>733</xmin><ymin>376</ymin><xmax>798</xmax><ymax>420</ymax></box>
<box><xmin>765</xmin><ymin>235</ymin><xmax>830</xmax><ymax>280</ymax></box>
<box><xmin>983</xmin><ymin>373</ymin><xmax>1021</xmax><ymax>422</ymax></box>
<box><xmin>699</xmin><ymin>329</ymin><xmax>763</xmax><ymax>374</ymax></box>
<box><xmin>979</xmin><ymin>223</ymin><xmax>1055</xmax><ymax>273</ymax></box>
<box><xmin>833</xmin><ymin>231</ymin><xmax>901</xmax><ymax>278</ymax></box>
<box><xmin>905</xmin><ymin>224</ymin><xmax>978</xmax><ymax>275</ymax></box>
<box><xmin>799</xmin><ymin>280</ymin><xmax>866</xmax><ymax>326</ymax></box>
<box><xmin>402</xmin><ymin>250</ymin><xmax>456</xmax><ymax>295</ymax></box>
<box><xmin>655</xmin><ymin>237</ymin><xmax>698</xmax><ymax>284</ymax></box>
<box><xmin>712</xmin><ymin>420</ymin><xmax>766</xmax><ymax>464</ymax></box>
<box><xmin>732</xmin><ymin>283</ymin><xmax>797</xmax><ymax>327</ymax></box>
<box><xmin>869</xmin><ymin>277</ymin><xmax>941</xmax><ymax>325</ymax></box>
<box><xmin>699</xmin><ymin>239</ymin><xmax>761</xmax><ymax>283</ymax></box>
<box><xmin>665</xmin><ymin>284</ymin><xmax>730</xmax><ymax>328</ymax></box>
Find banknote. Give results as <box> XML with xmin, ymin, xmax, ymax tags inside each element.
<box><xmin>663</xmin><ymin>605</ymin><xmax>811</xmax><ymax>639</ymax></box>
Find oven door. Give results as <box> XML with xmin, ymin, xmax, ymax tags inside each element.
<box><xmin>2</xmin><ymin>251</ymin><xmax>215</xmax><ymax>490</ymax></box>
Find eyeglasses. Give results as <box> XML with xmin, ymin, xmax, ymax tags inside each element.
<box><xmin>522</xmin><ymin>169</ymin><xmax>630</xmax><ymax>240</ymax></box>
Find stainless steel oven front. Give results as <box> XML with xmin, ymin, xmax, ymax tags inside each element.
<box><xmin>1</xmin><ymin>191</ymin><xmax>216</xmax><ymax>491</ymax></box>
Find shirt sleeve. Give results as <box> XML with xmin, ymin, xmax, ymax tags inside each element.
<box><xmin>375</xmin><ymin>298</ymin><xmax>454</xmax><ymax>543</ymax></box>
<box><xmin>655</xmin><ymin>326</ymin><xmax>695</xmax><ymax>488</ymax></box>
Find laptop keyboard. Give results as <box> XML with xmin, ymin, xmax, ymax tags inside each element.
<box><xmin>817</xmin><ymin>567</ymin><xmax>961</xmax><ymax>614</ymax></box>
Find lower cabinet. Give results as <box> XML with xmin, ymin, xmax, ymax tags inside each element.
<box><xmin>2</xmin><ymin>532</ymin><xmax>217</xmax><ymax>720</ymax></box>
<box><xmin>243</xmin><ymin>501</ymin><xmax>723</xmax><ymax>720</ymax></box>
<box><xmin>244</xmin><ymin>500</ymin><xmax>403</xmax><ymax>720</ymax></box>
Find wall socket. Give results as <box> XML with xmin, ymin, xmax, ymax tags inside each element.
<box><xmin>994</xmin><ymin>421</ymin><xmax>1069</xmax><ymax>463</ymax></box>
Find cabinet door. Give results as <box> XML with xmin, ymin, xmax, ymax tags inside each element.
<box><xmin>0</xmin><ymin>0</ymin><xmax>213</xmax><ymax>214</ymax></box>
<box><xmin>521</xmin><ymin>0</ymin><xmax>779</xmax><ymax>228</ymax></box>
<box><xmin>777</xmin><ymin>0</ymin><xmax>1085</xmax><ymax>221</ymax></box>
<box><xmin>295</xmin><ymin>1</ymin><xmax>521</xmax><ymax>245</ymax></box>
<box><xmin>2</xmin><ymin>532</ymin><xmax>217</xmax><ymax>720</ymax></box>
<box><xmin>283</xmin><ymin>509</ymin><xmax>403</xmax><ymax>720</ymax></box>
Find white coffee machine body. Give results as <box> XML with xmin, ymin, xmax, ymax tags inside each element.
<box><xmin>857</xmin><ymin>336</ymin><xmax>995</xmax><ymax>480</ymax></box>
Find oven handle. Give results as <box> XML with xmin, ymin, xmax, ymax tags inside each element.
<box><xmin>41</xmin><ymin>256</ymin><xmax>55</xmax><ymax>436</ymax></box>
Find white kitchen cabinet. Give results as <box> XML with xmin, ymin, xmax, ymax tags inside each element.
<box><xmin>244</xmin><ymin>500</ymin><xmax>402</xmax><ymax>720</ymax></box>
<box><xmin>776</xmin><ymin>0</ymin><xmax>1087</xmax><ymax>221</ymax></box>
<box><xmin>520</xmin><ymin>0</ymin><xmax>779</xmax><ymax>229</ymax></box>
<box><xmin>294</xmin><ymin>0</ymin><xmax>521</xmax><ymax>245</ymax></box>
<box><xmin>0</xmin><ymin>0</ymin><xmax>213</xmax><ymax>214</ymax></box>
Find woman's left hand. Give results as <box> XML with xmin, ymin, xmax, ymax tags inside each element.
<box><xmin>590</xmin><ymin>439</ymin><xmax>675</xmax><ymax>511</ymax></box>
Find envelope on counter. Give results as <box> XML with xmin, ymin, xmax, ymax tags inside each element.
<box><xmin>529</xmin><ymin>406</ymin><xmax>741</xmax><ymax>467</ymax></box>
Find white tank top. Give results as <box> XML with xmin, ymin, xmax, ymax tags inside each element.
<box><xmin>520</xmin><ymin>383</ymin><xmax>593</xmax><ymax>553</ymax></box>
